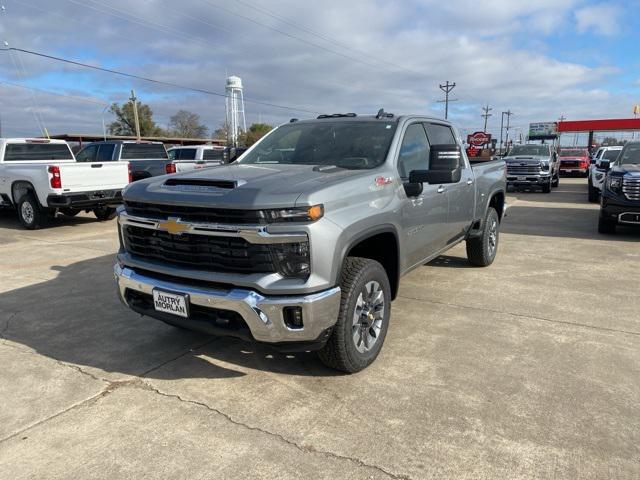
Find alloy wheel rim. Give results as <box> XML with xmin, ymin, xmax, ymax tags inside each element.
<box><xmin>352</xmin><ymin>280</ymin><xmax>385</xmax><ymax>353</ymax></box>
<box><xmin>21</xmin><ymin>202</ymin><xmax>34</xmax><ymax>224</ymax></box>
<box><xmin>488</xmin><ymin>218</ymin><xmax>498</xmax><ymax>257</ymax></box>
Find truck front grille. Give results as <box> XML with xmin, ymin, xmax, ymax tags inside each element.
<box><xmin>124</xmin><ymin>201</ymin><xmax>268</xmax><ymax>225</ymax></box>
<box><xmin>123</xmin><ymin>225</ymin><xmax>277</xmax><ymax>274</ymax></box>
<box><xmin>622</xmin><ymin>177</ymin><xmax>640</xmax><ymax>200</ymax></box>
<box><xmin>507</xmin><ymin>164</ymin><xmax>541</xmax><ymax>175</ymax></box>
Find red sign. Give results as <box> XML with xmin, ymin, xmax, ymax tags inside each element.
<box><xmin>466</xmin><ymin>146</ymin><xmax>479</xmax><ymax>157</ymax></box>
<box><xmin>467</xmin><ymin>131</ymin><xmax>491</xmax><ymax>146</ymax></box>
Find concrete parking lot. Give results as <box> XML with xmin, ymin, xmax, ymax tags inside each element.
<box><xmin>0</xmin><ymin>178</ymin><xmax>638</xmax><ymax>479</ymax></box>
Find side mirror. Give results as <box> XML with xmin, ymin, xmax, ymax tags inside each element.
<box><xmin>596</xmin><ymin>159</ymin><xmax>611</xmax><ymax>170</ymax></box>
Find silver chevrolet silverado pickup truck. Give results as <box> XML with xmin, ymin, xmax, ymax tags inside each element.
<box><xmin>114</xmin><ymin>112</ymin><xmax>506</xmax><ymax>372</ymax></box>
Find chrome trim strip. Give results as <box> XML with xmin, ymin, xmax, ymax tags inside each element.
<box><xmin>118</xmin><ymin>212</ymin><xmax>308</xmax><ymax>244</ymax></box>
<box><xmin>114</xmin><ymin>265</ymin><xmax>340</xmax><ymax>343</ymax></box>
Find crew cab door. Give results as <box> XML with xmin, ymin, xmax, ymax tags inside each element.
<box><xmin>397</xmin><ymin>123</ymin><xmax>449</xmax><ymax>266</ymax></box>
<box><xmin>424</xmin><ymin>123</ymin><xmax>475</xmax><ymax>242</ymax></box>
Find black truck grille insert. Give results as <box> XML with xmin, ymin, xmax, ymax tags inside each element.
<box><xmin>123</xmin><ymin>225</ymin><xmax>276</xmax><ymax>274</ymax></box>
<box><xmin>124</xmin><ymin>201</ymin><xmax>268</xmax><ymax>225</ymax></box>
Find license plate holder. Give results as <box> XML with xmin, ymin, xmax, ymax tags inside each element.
<box><xmin>517</xmin><ymin>176</ymin><xmax>526</xmax><ymax>181</ymax></box>
<box><xmin>153</xmin><ymin>290</ymin><xmax>189</xmax><ymax>318</ymax></box>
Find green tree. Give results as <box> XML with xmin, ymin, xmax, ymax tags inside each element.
<box><xmin>239</xmin><ymin>123</ymin><xmax>273</xmax><ymax>146</ymax></box>
<box><xmin>168</xmin><ymin>110</ymin><xmax>208</xmax><ymax>138</ymax></box>
<box><xmin>107</xmin><ymin>100</ymin><xmax>166</xmax><ymax>137</ymax></box>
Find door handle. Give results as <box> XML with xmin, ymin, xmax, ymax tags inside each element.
<box><xmin>466</xmin><ymin>179</ymin><xmax>474</xmax><ymax>185</ymax></box>
<box><xmin>437</xmin><ymin>185</ymin><xmax>445</xmax><ymax>194</ymax></box>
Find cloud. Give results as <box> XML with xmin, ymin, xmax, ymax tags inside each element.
<box><xmin>0</xmin><ymin>0</ymin><xmax>635</xmax><ymax>139</ymax></box>
<box><xmin>575</xmin><ymin>3</ymin><xmax>622</xmax><ymax>36</ymax></box>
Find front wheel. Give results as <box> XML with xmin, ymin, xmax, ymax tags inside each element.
<box><xmin>466</xmin><ymin>207</ymin><xmax>500</xmax><ymax>267</ymax></box>
<box><xmin>542</xmin><ymin>180</ymin><xmax>552</xmax><ymax>193</ymax></box>
<box><xmin>588</xmin><ymin>179</ymin><xmax>599</xmax><ymax>203</ymax></box>
<box><xmin>552</xmin><ymin>173</ymin><xmax>560</xmax><ymax>188</ymax></box>
<box><xmin>93</xmin><ymin>206</ymin><xmax>117</xmax><ymax>221</ymax></box>
<box><xmin>318</xmin><ymin>257</ymin><xmax>391</xmax><ymax>373</ymax></box>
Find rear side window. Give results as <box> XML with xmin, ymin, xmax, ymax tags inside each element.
<box><xmin>121</xmin><ymin>144</ymin><xmax>168</xmax><ymax>159</ymax></box>
<box><xmin>203</xmin><ymin>149</ymin><xmax>224</xmax><ymax>161</ymax></box>
<box><xmin>96</xmin><ymin>144</ymin><xmax>115</xmax><ymax>162</ymax></box>
<box><xmin>397</xmin><ymin>123</ymin><xmax>430</xmax><ymax>179</ymax></box>
<box><xmin>4</xmin><ymin>143</ymin><xmax>74</xmax><ymax>161</ymax></box>
<box><xmin>424</xmin><ymin>123</ymin><xmax>456</xmax><ymax>145</ymax></box>
<box><xmin>177</xmin><ymin>148</ymin><xmax>197</xmax><ymax>160</ymax></box>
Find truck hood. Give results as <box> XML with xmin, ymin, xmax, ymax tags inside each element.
<box><xmin>611</xmin><ymin>164</ymin><xmax>640</xmax><ymax>175</ymax></box>
<box><xmin>122</xmin><ymin>163</ymin><xmax>364</xmax><ymax>209</ymax></box>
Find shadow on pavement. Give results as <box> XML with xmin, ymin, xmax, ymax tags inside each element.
<box><xmin>0</xmin><ymin>208</ymin><xmax>102</xmax><ymax>230</ymax></box>
<box><xmin>0</xmin><ymin>254</ymin><xmax>340</xmax><ymax>380</ymax></box>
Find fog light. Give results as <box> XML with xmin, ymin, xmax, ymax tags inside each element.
<box><xmin>283</xmin><ymin>306</ymin><xmax>303</xmax><ymax>330</ymax></box>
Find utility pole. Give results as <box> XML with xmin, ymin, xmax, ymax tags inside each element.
<box><xmin>129</xmin><ymin>90</ymin><xmax>141</xmax><ymax>140</ymax></box>
<box><xmin>504</xmin><ymin>110</ymin><xmax>513</xmax><ymax>150</ymax></box>
<box><xmin>500</xmin><ymin>110</ymin><xmax>513</xmax><ymax>153</ymax></box>
<box><xmin>438</xmin><ymin>81</ymin><xmax>457</xmax><ymax>119</ymax></box>
<box><xmin>481</xmin><ymin>104</ymin><xmax>492</xmax><ymax>132</ymax></box>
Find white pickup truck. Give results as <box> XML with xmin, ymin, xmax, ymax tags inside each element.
<box><xmin>166</xmin><ymin>145</ymin><xmax>225</xmax><ymax>173</ymax></box>
<box><xmin>0</xmin><ymin>138</ymin><xmax>130</xmax><ymax>229</ymax></box>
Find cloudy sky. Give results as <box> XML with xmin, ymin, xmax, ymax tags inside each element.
<box><xmin>0</xmin><ymin>0</ymin><xmax>638</xmax><ymax>140</ymax></box>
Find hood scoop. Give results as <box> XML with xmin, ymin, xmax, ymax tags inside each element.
<box><xmin>164</xmin><ymin>178</ymin><xmax>240</xmax><ymax>190</ymax></box>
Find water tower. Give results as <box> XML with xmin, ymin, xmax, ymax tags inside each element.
<box><xmin>225</xmin><ymin>75</ymin><xmax>247</xmax><ymax>147</ymax></box>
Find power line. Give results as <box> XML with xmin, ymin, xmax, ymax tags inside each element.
<box><xmin>437</xmin><ymin>81</ymin><xmax>457</xmax><ymax>119</ymax></box>
<box><xmin>231</xmin><ymin>0</ymin><xmax>422</xmax><ymax>76</ymax></box>
<box><xmin>0</xmin><ymin>47</ymin><xmax>321</xmax><ymax>114</ymax></box>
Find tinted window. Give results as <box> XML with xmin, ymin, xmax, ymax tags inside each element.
<box><xmin>425</xmin><ymin>123</ymin><xmax>456</xmax><ymax>145</ymax></box>
<box><xmin>178</xmin><ymin>148</ymin><xmax>197</xmax><ymax>160</ymax></box>
<box><xmin>167</xmin><ymin>149</ymin><xmax>178</xmax><ymax>160</ymax></box>
<box><xmin>96</xmin><ymin>144</ymin><xmax>115</xmax><ymax>162</ymax></box>
<box><xmin>203</xmin><ymin>149</ymin><xmax>224</xmax><ymax>161</ymax></box>
<box><xmin>397</xmin><ymin>123</ymin><xmax>430</xmax><ymax>179</ymax></box>
<box><xmin>560</xmin><ymin>149</ymin><xmax>587</xmax><ymax>157</ymax></box>
<box><xmin>239</xmin><ymin>121</ymin><xmax>397</xmax><ymax>169</ymax></box>
<box><xmin>508</xmin><ymin>145</ymin><xmax>550</xmax><ymax>156</ymax></box>
<box><xmin>602</xmin><ymin>150</ymin><xmax>621</xmax><ymax>161</ymax></box>
<box><xmin>75</xmin><ymin>145</ymin><xmax>98</xmax><ymax>162</ymax></box>
<box><xmin>619</xmin><ymin>145</ymin><xmax>640</xmax><ymax>165</ymax></box>
<box><xmin>121</xmin><ymin>143</ymin><xmax>168</xmax><ymax>159</ymax></box>
<box><xmin>5</xmin><ymin>143</ymin><xmax>74</xmax><ymax>161</ymax></box>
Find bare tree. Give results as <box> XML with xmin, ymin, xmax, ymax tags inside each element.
<box><xmin>168</xmin><ymin>110</ymin><xmax>208</xmax><ymax>138</ymax></box>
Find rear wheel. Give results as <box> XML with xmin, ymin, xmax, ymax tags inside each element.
<box><xmin>318</xmin><ymin>257</ymin><xmax>391</xmax><ymax>373</ymax></box>
<box><xmin>93</xmin><ymin>206</ymin><xmax>117</xmax><ymax>221</ymax></box>
<box><xmin>466</xmin><ymin>207</ymin><xmax>500</xmax><ymax>267</ymax></box>
<box><xmin>17</xmin><ymin>193</ymin><xmax>45</xmax><ymax>230</ymax></box>
<box><xmin>598</xmin><ymin>215</ymin><xmax>616</xmax><ymax>234</ymax></box>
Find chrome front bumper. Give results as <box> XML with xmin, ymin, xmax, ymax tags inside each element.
<box><xmin>114</xmin><ymin>264</ymin><xmax>341</xmax><ymax>343</ymax></box>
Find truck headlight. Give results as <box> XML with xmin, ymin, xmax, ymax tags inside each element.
<box><xmin>540</xmin><ymin>161</ymin><xmax>550</xmax><ymax>171</ymax></box>
<box><xmin>607</xmin><ymin>177</ymin><xmax>622</xmax><ymax>190</ymax></box>
<box><xmin>270</xmin><ymin>242</ymin><xmax>310</xmax><ymax>278</ymax></box>
<box><xmin>264</xmin><ymin>205</ymin><xmax>323</xmax><ymax>223</ymax></box>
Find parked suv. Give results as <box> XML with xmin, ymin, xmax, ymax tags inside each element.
<box><xmin>503</xmin><ymin>144</ymin><xmax>559</xmax><ymax>192</ymax></box>
<box><xmin>114</xmin><ymin>112</ymin><xmax>506</xmax><ymax>372</ymax></box>
<box><xmin>598</xmin><ymin>142</ymin><xmax>640</xmax><ymax>234</ymax></box>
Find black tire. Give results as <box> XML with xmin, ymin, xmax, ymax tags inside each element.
<box><xmin>16</xmin><ymin>193</ymin><xmax>45</xmax><ymax>230</ymax></box>
<box><xmin>552</xmin><ymin>173</ymin><xmax>559</xmax><ymax>188</ymax></box>
<box><xmin>93</xmin><ymin>206</ymin><xmax>117</xmax><ymax>221</ymax></box>
<box><xmin>60</xmin><ymin>208</ymin><xmax>81</xmax><ymax>217</ymax></box>
<box><xmin>598</xmin><ymin>215</ymin><xmax>616</xmax><ymax>234</ymax></box>
<box><xmin>318</xmin><ymin>257</ymin><xmax>391</xmax><ymax>373</ymax></box>
<box><xmin>466</xmin><ymin>207</ymin><xmax>500</xmax><ymax>267</ymax></box>
<box><xmin>588</xmin><ymin>179</ymin><xmax>599</xmax><ymax>203</ymax></box>
<box><xmin>542</xmin><ymin>180</ymin><xmax>551</xmax><ymax>193</ymax></box>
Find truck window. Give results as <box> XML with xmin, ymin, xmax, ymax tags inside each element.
<box><xmin>177</xmin><ymin>148</ymin><xmax>197</xmax><ymax>160</ymax></box>
<box><xmin>121</xmin><ymin>144</ymin><xmax>168</xmax><ymax>159</ymax></box>
<box><xmin>424</xmin><ymin>123</ymin><xmax>456</xmax><ymax>145</ymax></box>
<box><xmin>202</xmin><ymin>149</ymin><xmax>224</xmax><ymax>161</ymax></box>
<box><xmin>96</xmin><ymin>144</ymin><xmax>115</xmax><ymax>162</ymax></box>
<box><xmin>76</xmin><ymin>145</ymin><xmax>98</xmax><ymax>162</ymax></box>
<box><xmin>397</xmin><ymin>124</ymin><xmax>430</xmax><ymax>179</ymax></box>
<box><xmin>4</xmin><ymin>143</ymin><xmax>74</xmax><ymax>161</ymax></box>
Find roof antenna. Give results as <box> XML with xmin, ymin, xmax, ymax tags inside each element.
<box><xmin>376</xmin><ymin>108</ymin><xmax>385</xmax><ymax>119</ymax></box>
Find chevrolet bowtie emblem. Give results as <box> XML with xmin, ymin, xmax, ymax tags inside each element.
<box><xmin>157</xmin><ymin>218</ymin><xmax>189</xmax><ymax>235</ymax></box>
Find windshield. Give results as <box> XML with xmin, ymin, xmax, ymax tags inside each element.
<box><xmin>618</xmin><ymin>145</ymin><xmax>640</xmax><ymax>165</ymax></box>
<box><xmin>238</xmin><ymin>121</ymin><xmax>397</xmax><ymax>169</ymax></box>
<box><xmin>507</xmin><ymin>145</ymin><xmax>549</xmax><ymax>156</ymax></box>
<box><xmin>602</xmin><ymin>149</ymin><xmax>621</xmax><ymax>161</ymax></box>
<box><xmin>560</xmin><ymin>149</ymin><xmax>587</xmax><ymax>157</ymax></box>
